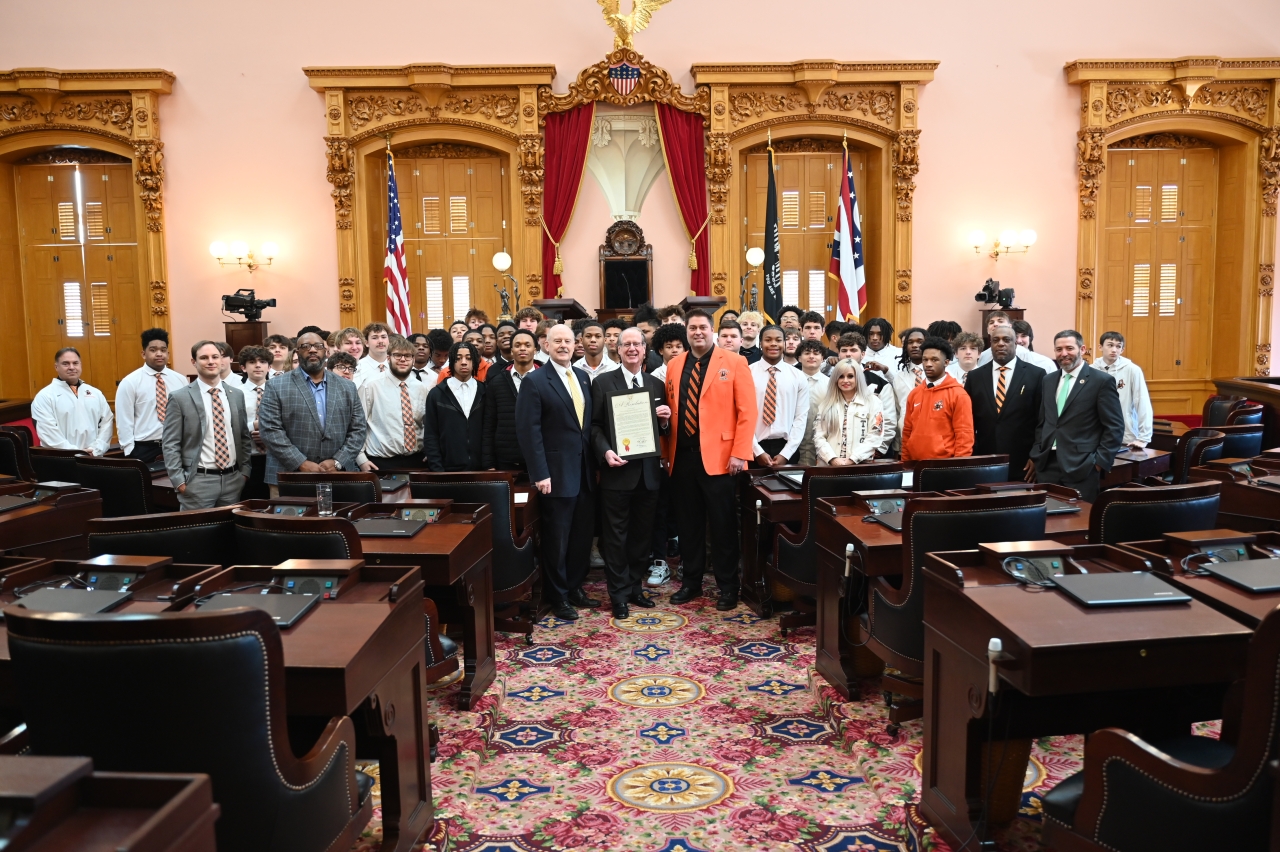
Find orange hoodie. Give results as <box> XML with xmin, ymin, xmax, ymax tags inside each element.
<box><xmin>900</xmin><ymin>373</ymin><xmax>975</xmax><ymax>461</ymax></box>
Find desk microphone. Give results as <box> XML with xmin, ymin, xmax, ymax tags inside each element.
<box><xmin>755</xmin><ymin>499</ymin><xmax>762</xmax><ymax>526</ymax></box>
<box><xmin>987</xmin><ymin>638</ymin><xmax>1002</xmax><ymax>695</ymax></box>
<box><xmin>844</xmin><ymin>543</ymin><xmax>855</xmax><ymax>578</ymax></box>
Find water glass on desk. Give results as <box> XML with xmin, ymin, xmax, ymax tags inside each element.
<box><xmin>316</xmin><ymin>482</ymin><xmax>334</xmax><ymax>516</ymax></box>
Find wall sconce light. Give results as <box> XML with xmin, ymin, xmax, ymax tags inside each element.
<box><xmin>210</xmin><ymin>240</ymin><xmax>278</xmax><ymax>272</ymax></box>
<box><xmin>741</xmin><ymin>246</ymin><xmax>766</xmax><ymax>311</ymax></box>
<box><xmin>969</xmin><ymin>229</ymin><xmax>1037</xmax><ymax>260</ymax></box>
<box><xmin>491</xmin><ymin>250</ymin><xmax>521</xmax><ymax>317</ymax></box>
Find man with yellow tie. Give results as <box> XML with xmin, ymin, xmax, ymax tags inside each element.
<box><xmin>516</xmin><ymin>324</ymin><xmax>599</xmax><ymax>621</ymax></box>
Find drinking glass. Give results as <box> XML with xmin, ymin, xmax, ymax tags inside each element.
<box><xmin>316</xmin><ymin>482</ymin><xmax>334</xmax><ymax>516</ymax></box>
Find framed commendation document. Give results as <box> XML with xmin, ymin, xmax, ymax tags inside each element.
<box><xmin>607</xmin><ymin>387</ymin><xmax>661</xmax><ymax>460</ymax></box>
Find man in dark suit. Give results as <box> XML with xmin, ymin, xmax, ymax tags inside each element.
<box><xmin>966</xmin><ymin>324</ymin><xmax>1046</xmax><ymax>480</ymax></box>
<box><xmin>258</xmin><ymin>331</ymin><xmax>368</xmax><ymax>495</ymax></box>
<box><xmin>516</xmin><ymin>324</ymin><xmax>598</xmax><ymax>620</ymax></box>
<box><xmin>1030</xmin><ymin>329</ymin><xmax>1125</xmax><ymax>502</ymax></box>
<box><xmin>482</xmin><ymin>329</ymin><xmax>540</xmax><ymax>471</ymax></box>
<box><xmin>591</xmin><ymin>327</ymin><xmax>671</xmax><ymax>618</ymax></box>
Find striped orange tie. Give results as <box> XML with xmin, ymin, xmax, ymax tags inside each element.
<box><xmin>209</xmin><ymin>388</ymin><xmax>230</xmax><ymax>468</ymax></box>
<box><xmin>682</xmin><ymin>358</ymin><xmax>704</xmax><ymax>436</ymax></box>
<box><xmin>762</xmin><ymin>366</ymin><xmax>778</xmax><ymax>426</ymax></box>
<box><xmin>155</xmin><ymin>372</ymin><xmax>168</xmax><ymax>422</ymax></box>
<box><xmin>914</xmin><ymin>367</ymin><xmax>924</xmax><ymax>387</ymax></box>
<box><xmin>995</xmin><ymin>365</ymin><xmax>1008</xmax><ymax>413</ymax></box>
<box><xmin>400</xmin><ymin>381</ymin><xmax>416</xmax><ymax>452</ymax></box>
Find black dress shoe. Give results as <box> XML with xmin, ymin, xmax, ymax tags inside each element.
<box><xmin>611</xmin><ymin>602</ymin><xmax>629</xmax><ymax>619</ymax></box>
<box><xmin>628</xmin><ymin>593</ymin><xmax>657</xmax><ymax>608</ymax></box>
<box><xmin>715</xmin><ymin>591</ymin><xmax>739</xmax><ymax>611</ymax></box>
<box><xmin>568</xmin><ymin>589</ymin><xmax>600</xmax><ymax>608</ymax></box>
<box><xmin>550</xmin><ymin>602</ymin><xmax>579</xmax><ymax>621</ymax></box>
<box><xmin>670</xmin><ymin>584</ymin><xmax>703</xmax><ymax>604</ymax></box>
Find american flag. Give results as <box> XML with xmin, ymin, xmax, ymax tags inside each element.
<box><xmin>609</xmin><ymin>62</ymin><xmax>641</xmax><ymax>97</ymax></box>
<box><xmin>383</xmin><ymin>149</ymin><xmax>412</xmax><ymax>336</ymax></box>
<box><xmin>829</xmin><ymin>144</ymin><xmax>866</xmax><ymax>320</ymax></box>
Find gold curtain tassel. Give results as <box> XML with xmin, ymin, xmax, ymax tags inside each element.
<box><xmin>688</xmin><ymin>247</ymin><xmax>698</xmax><ymax>270</ymax></box>
<box><xmin>553</xmin><ymin>250</ymin><xmax>564</xmax><ymax>275</ymax></box>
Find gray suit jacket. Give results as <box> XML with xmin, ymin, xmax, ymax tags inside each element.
<box><xmin>258</xmin><ymin>369</ymin><xmax>368</xmax><ymax>484</ymax></box>
<box><xmin>1030</xmin><ymin>362</ymin><xmax>1126</xmax><ymax>479</ymax></box>
<box><xmin>161</xmin><ymin>380</ymin><xmax>253</xmax><ymax>489</ymax></box>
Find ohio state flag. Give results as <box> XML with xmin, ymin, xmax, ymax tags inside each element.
<box><xmin>829</xmin><ymin>145</ymin><xmax>866</xmax><ymax>320</ymax></box>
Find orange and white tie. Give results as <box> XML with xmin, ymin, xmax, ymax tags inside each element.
<box><xmin>995</xmin><ymin>366</ymin><xmax>1008</xmax><ymax>413</ymax></box>
<box><xmin>155</xmin><ymin>372</ymin><xmax>168</xmax><ymax>422</ymax></box>
<box><xmin>762</xmin><ymin>366</ymin><xmax>778</xmax><ymax>426</ymax></box>
<box><xmin>209</xmin><ymin>388</ymin><xmax>229</xmax><ymax>468</ymax></box>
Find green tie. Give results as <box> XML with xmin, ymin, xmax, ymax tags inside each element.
<box><xmin>1056</xmin><ymin>372</ymin><xmax>1073</xmax><ymax>415</ymax></box>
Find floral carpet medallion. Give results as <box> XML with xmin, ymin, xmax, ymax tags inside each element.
<box><xmin>345</xmin><ymin>579</ymin><xmax>1151</xmax><ymax>852</ymax></box>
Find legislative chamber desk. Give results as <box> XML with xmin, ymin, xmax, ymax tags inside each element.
<box><xmin>811</xmin><ymin>490</ymin><xmax>1091</xmax><ymax>697</ymax></box>
<box><xmin>0</xmin><ymin>486</ymin><xmax>101</xmax><ymax>559</ymax></box>
<box><xmin>919</xmin><ymin>542</ymin><xmax>1252</xmax><ymax>849</ymax></box>
<box><xmin>1100</xmin><ymin>446</ymin><xmax>1172</xmax><ymax>487</ymax></box>
<box><xmin>0</xmin><ymin>559</ymin><xmax>435</xmax><ymax>852</ymax></box>
<box><xmin>1189</xmin><ymin>458</ymin><xmax>1280</xmax><ymax>531</ymax></box>
<box><xmin>0</xmin><ymin>755</ymin><xmax>219</xmax><ymax>852</ymax></box>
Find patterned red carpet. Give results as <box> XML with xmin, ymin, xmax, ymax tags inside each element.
<box><xmin>350</xmin><ymin>580</ymin><xmax>1090</xmax><ymax>852</ymax></box>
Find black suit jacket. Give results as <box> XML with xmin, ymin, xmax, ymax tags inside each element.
<box><xmin>515</xmin><ymin>362</ymin><xmax>594</xmax><ymax>498</ymax></box>
<box><xmin>590</xmin><ymin>369</ymin><xmax>669</xmax><ymax>491</ymax></box>
<box><xmin>423</xmin><ymin>381</ymin><xmax>485</xmax><ymax>471</ymax></box>
<box><xmin>1031</xmin><ymin>363</ymin><xmax>1126</xmax><ymax>478</ymax></box>
<box><xmin>966</xmin><ymin>358</ymin><xmax>1046</xmax><ymax>474</ymax></box>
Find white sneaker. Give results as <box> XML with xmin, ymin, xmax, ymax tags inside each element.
<box><xmin>590</xmin><ymin>543</ymin><xmax>606</xmax><ymax>569</ymax></box>
<box><xmin>647</xmin><ymin>560</ymin><xmax>671</xmax><ymax>586</ymax></box>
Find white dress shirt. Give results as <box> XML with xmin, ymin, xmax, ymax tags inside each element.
<box><xmin>864</xmin><ymin>344</ymin><xmax>902</xmax><ymax>370</ymax></box>
<box><xmin>750</xmin><ymin>359</ymin><xmax>809</xmax><ymax>459</ymax></box>
<box><xmin>196</xmin><ymin>379</ymin><xmax>237</xmax><ymax>469</ymax></box>
<box><xmin>651</xmin><ymin>363</ymin><xmax>668</xmax><ymax>383</ymax></box>
<box><xmin>978</xmin><ymin>344</ymin><xmax>1056</xmax><ymax>374</ymax></box>
<box><xmin>447</xmin><ymin>376</ymin><xmax>477</xmax><ymax>419</ymax></box>
<box><xmin>618</xmin><ymin>366</ymin><xmax>646</xmax><ymax>390</ymax></box>
<box><xmin>944</xmin><ymin>361</ymin><xmax>972</xmax><ymax>386</ymax></box>
<box><xmin>114</xmin><ymin>364</ymin><xmax>188</xmax><ymax>455</ymax></box>
<box><xmin>509</xmin><ymin>364</ymin><xmax>537</xmax><ymax>394</ymax></box>
<box><xmin>572</xmin><ymin>354</ymin><xmax>619</xmax><ymax>382</ymax></box>
<box><xmin>1094</xmin><ymin>355</ymin><xmax>1153</xmax><ymax>446</ymax></box>
<box><xmin>812</xmin><ymin>393</ymin><xmax>885</xmax><ymax>464</ymax></box>
<box><xmin>359</xmin><ymin>371</ymin><xmax>428</xmax><ymax>458</ymax></box>
<box><xmin>891</xmin><ymin>361</ymin><xmax>927</xmax><ymax>417</ymax></box>
<box><xmin>354</xmin><ymin>355</ymin><xmax>390</xmax><ymax>388</ymax></box>
<box><xmin>236</xmin><ymin>376</ymin><xmax>268</xmax><ymax>454</ymax></box>
<box><xmin>31</xmin><ymin>379</ymin><xmax>114</xmax><ymax>456</ymax></box>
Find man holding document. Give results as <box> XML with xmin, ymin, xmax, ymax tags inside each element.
<box><xmin>591</xmin><ymin>327</ymin><xmax>671</xmax><ymax>618</ymax></box>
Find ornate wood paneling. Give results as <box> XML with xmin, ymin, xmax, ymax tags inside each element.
<box><xmin>1066</xmin><ymin>55</ymin><xmax>1280</xmax><ymax>395</ymax></box>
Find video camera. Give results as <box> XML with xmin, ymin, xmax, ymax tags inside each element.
<box><xmin>974</xmin><ymin>278</ymin><xmax>1016</xmax><ymax>310</ymax></box>
<box><xmin>222</xmin><ymin>289</ymin><xmax>276</xmax><ymax>322</ymax></box>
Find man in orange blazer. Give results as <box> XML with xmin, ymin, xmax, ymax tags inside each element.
<box><xmin>663</xmin><ymin>308</ymin><xmax>757</xmax><ymax>610</ymax></box>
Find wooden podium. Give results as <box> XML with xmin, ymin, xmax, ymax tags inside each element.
<box><xmin>680</xmin><ymin>295</ymin><xmax>727</xmax><ymax>315</ymax></box>
<box><xmin>224</xmin><ymin>321</ymin><xmax>269</xmax><ymax>357</ymax></box>
<box><xmin>532</xmin><ymin>299</ymin><xmax>590</xmax><ymax>321</ymax></box>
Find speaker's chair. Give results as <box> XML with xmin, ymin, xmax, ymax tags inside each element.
<box><xmin>1088</xmin><ymin>481</ymin><xmax>1220</xmax><ymax>545</ymax></box>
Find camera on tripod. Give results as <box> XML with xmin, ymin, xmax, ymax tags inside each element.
<box><xmin>222</xmin><ymin>289</ymin><xmax>276</xmax><ymax>322</ymax></box>
<box><xmin>974</xmin><ymin>278</ymin><xmax>1016</xmax><ymax>310</ymax></box>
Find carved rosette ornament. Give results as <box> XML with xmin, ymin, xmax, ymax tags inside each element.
<box><xmin>894</xmin><ymin>269</ymin><xmax>912</xmax><ymax>302</ymax></box>
<box><xmin>132</xmin><ymin>140</ymin><xmax>164</xmax><ymax>232</ymax></box>
<box><xmin>517</xmin><ymin>134</ymin><xmax>544</xmax><ymax>226</ymax></box>
<box><xmin>706</xmin><ymin>133</ymin><xmax>731</xmax><ymax>225</ymax></box>
<box><xmin>325</xmin><ymin>136</ymin><xmax>355</xmax><ymax>230</ymax></box>
<box><xmin>1077</xmin><ymin>130</ymin><xmax>1106</xmax><ymax>220</ymax></box>
<box><xmin>1262</xmin><ymin>128</ymin><xmax>1280</xmax><ymax>217</ymax></box>
<box><xmin>526</xmin><ymin>272</ymin><xmax>542</xmax><ymax>299</ymax></box>
<box><xmin>1078</xmin><ymin>268</ymin><xmax>1095</xmax><ymax>300</ymax></box>
<box><xmin>892</xmin><ymin>131</ymin><xmax>920</xmax><ymax>222</ymax></box>
<box><xmin>711</xmin><ymin>271</ymin><xmax>727</xmax><ymax>297</ymax></box>
<box><xmin>537</xmin><ymin>49</ymin><xmax>710</xmax><ymax>120</ymax></box>
<box><xmin>1257</xmin><ymin>343</ymin><xmax>1272</xmax><ymax>376</ymax></box>
<box><xmin>339</xmin><ymin>277</ymin><xmax>357</xmax><ymax>313</ymax></box>
<box><xmin>149</xmin><ymin>281</ymin><xmax>168</xmax><ymax>316</ymax></box>
<box><xmin>1261</xmin><ymin>264</ymin><xmax>1275</xmax><ymax>299</ymax></box>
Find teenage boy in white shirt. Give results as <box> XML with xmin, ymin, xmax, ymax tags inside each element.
<box><xmin>355</xmin><ymin>322</ymin><xmax>392</xmax><ymax>387</ymax></box>
<box><xmin>31</xmin><ymin>347</ymin><xmax>113</xmax><ymax>456</ymax></box>
<box><xmin>1094</xmin><ymin>331</ymin><xmax>1153</xmax><ymax>449</ymax></box>
<box><xmin>749</xmin><ymin>326</ymin><xmax>809</xmax><ymax>466</ymax></box>
<box><xmin>945</xmin><ymin>332</ymin><xmax>984</xmax><ymax>386</ymax></box>
<box><xmin>115</xmin><ymin>328</ymin><xmax>188</xmax><ymax>463</ymax></box>
<box><xmin>572</xmin><ymin>320</ymin><xmax>619</xmax><ymax>382</ymax></box>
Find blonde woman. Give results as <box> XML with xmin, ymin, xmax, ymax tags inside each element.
<box><xmin>812</xmin><ymin>359</ymin><xmax>885</xmax><ymax>466</ymax></box>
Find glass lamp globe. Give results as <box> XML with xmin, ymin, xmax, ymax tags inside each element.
<box><xmin>229</xmin><ymin>240</ymin><xmax>249</xmax><ymax>258</ymax></box>
<box><xmin>209</xmin><ymin>241</ymin><xmax>227</xmax><ymax>259</ymax></box>
<box><xmin>1019</xmin><ymin>229</ymin><xmax>1038</xmax><ymax>247</ymax></box>
<box><xmin>260</xmin><ymin>242</ymin><xmax>278</xmax><ymax>259</ymax></box>
<box><xmin>492</xmin><ymin>251</ymin><xmax>513</xmax><ymax>273</ymax></box>
<box><xmin>745</xmin><ymin>246</ymin><xmax>765</xmax><ymax>267</ymax></box>
<box><xmin>998</xmin><ymin>230</ymin><xmax>1019</xmax><ymax>248</ymax></box>
<box><xmin>968</xmin><ymin>230</ymin><xmax>986</xmax><ymax>249</ymax></box>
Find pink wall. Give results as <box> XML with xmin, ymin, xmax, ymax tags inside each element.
<box><xmin>7</xmin><ymin>0</ymin><xmax>1279</xmax><ymax>371</ymax></box>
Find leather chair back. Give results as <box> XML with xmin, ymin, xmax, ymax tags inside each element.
<box><xmin>0</xmin><ymin>429</ymin><xmax>35</xmax><ymax>481</ymax></box>
<box><xmin>232</xmin><ymin>511</ymin><xmax>363</xmax><ymax>564</ymax></box>
<box><xmin>914</xmin><ymin>455</ymin><xmax>1010</xmax><ymax>492</ymax></box>
<box><xmin>1203</xmin><ymin>394</ymin><xmax>1247</xmax><ymax>427</ymax></box>
<box><xmin>870</xmin><ymin>493</ymin><xmax>1046</xmax><ymax>669</ymax></box>
<box><xmin>410</xmin><ymin>473</ymin><xmax>534</xmax><ymax>596</ymax></box>
<box><xmin>87</xmin><ymin>507</ymin><xmax>239</xmax><ymax>567</ymax></box>
<box><xmin>1089</xmin><ymin>481</ymin><xmax>1220</xmax><ymax>545</ymax></box>
<box><xmin>29</xmin><ymin>447</ymin><xmax>81</xmax><ymax>484</ymax></box>
<box><xmin>277</xmin><ymin>471</ymin><xmax>381</xmax><ymax>505</ymax></box>
<box><xmin>775</xmin><ymin>463</ymin><xmax>904</xmax><ymax>589</ymax></box>
<box><xmin>75</xmin><ymin>457</ymin><xmax>153</xmax><ymax>517</ymax></box>
<box><xmin>1226</xmin><ymin>404</ymin><xmax>1264</xmax><ymax>426</ymax></box>
<box><xmin>1215</xmin><ymin>424</ymin><xmax>1265</xmax><ymax>460</ymax></box>
<box><xmin>6</xmin><ymin>607</ymin><xmax>364</xmax><ymax>852</ymax></box>
<box><xmin>1168</xmin><ymin>429</ymin><xmax>1226</xmax><ymax>484</ymax></box>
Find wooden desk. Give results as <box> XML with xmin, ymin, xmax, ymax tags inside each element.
<box><xmin>1101</xmin><ymin>447</ymin><xmax>1172</xmax><ymax>487</ymax></box>
<box><xmin>811</xmin><ymin>495</ymin><xmax>1092</xmax><ymax>698</ymax></box>
<box><xmin>387</xmin><ymin>480</ymin><xmax>540</xmax><ymax>537</ymax></box>
<box><xmin>920</xmin><ymin>543</ymin><xmax>1252</xmax><ymax>848</ymax></box>
<box><xmin>354</xmin><ymin>501</ymin><xmax>496</xmax><ymax>710</ymax></box>
<box><xmin>0</xmin><ymin>756</ymin><xmax>219</xmax><ymax>852</ymax></box>
<box><xmin>151</xmin><ymin>471</ymin><xmax>179</xmax><ymax>512</ymax></box>
<box><xmin>739</xmin><ymin>472</ymin><xmax>806</xmax><ymax>617</ymax></box>
<box><xmin>0</xmin><ymin>564</ymin><xmax>435</xmax><ymax>852</ymax></box>
<box><xmin>1191</xmin><ymin>466</ymin><xmax>1280</xmax><ymax>531</ymax></box>
<box><xmin>1149</xmin><ymin>420</ymin><xmax>1189</xmax><ymax>452</ymax></box>
<box><xmin>0</xmin><ymin>488</ymin><xmax>102</xmax><ymax>559</ymax></box>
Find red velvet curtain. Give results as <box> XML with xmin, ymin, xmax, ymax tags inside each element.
<box><xmin>541</xmin><ymin>104</ymin><xmax>595</xmax><ymax>297</ymax></box>
<box><xmin>656</xmin><ymin>103</ymin><xmax>710</xmax><ymax>297</ymax></box>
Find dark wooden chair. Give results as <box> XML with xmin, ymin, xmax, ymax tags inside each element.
<box><xmin>277</xmin><ymin>471</ymin><xmax>381</xmax><ymax>504</ymax></box>
<box><xmin>74</xmin><ymin>456</ymin><xmax>156</xmax><ymax>517</ymax></box>
<box><xmin>913</xmin><ymin>454</ymin><xmax>1010</xmax><ymax>492</ymax></box>
<box><xmin>1153</xmin><ymin>428</ymin><xmax>1226</xmax><ymax>485</ymax></box>
<box><xmin>0</xmin><ymin>428</ymin><xmax>36</xmax><ymax>481</ymax></box>
<box><xmin>1088</xmin><ymin>481</ymin><xmax>1221</xmax><ymax>545</ymax></box>
<box><xmin>768</xmin><ymin>463</ymin><xmax>904</xmax><ymax>635</ymax></box>
<box><xmin>5</xmin><ymin>606</ymin><xmax>374</xmax><ymax>852</ymax></box>
<box><xmin>86</xmin><ymin>506</ymin><xmax>240</xmax><ymax>567</ymax></box>
<box><xmin>410</xmin><ymin>471</ymin><xmax>539</xmax><ymax>643</ymax></box>
<box><xmin>1215</xmin><ymin>424</ymin><xmax>1266</xmax><ymax>460</ymax></box>
<box><xmin>862</xmin><ymin>492</ymin><xmax>1047</xmax><ymax>725</ymax></box>
<box><xmin>29</xmin><ymin>446</ymin><xmax>83</xmax><ymax>484</ymax></box>
<box><xmin>1042</xmin><ymin>602</ymin><xmax>1280</xmax><ymax>852</ymax></box>
<box><xmin>1203</xmin><ymin>394</ymin><xmax>1249</xmax><ymax>427</ymax></box>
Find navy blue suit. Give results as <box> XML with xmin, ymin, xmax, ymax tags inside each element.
<box><xmin>516</xmin><ymin>362</ymin><xmax>595</xmax><ymax>603</ymax></box>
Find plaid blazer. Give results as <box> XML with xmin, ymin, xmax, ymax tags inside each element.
<box><xmin>258</xmin><ymin>369</ymin><xmax>369</xmax><ymax>484</ymax></box>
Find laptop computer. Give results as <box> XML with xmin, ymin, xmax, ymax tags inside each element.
<box><xmin>351</xmin><ymin>516</ymin><xmax>428</xmax><ymax>538</ymax></box>
<box><xmin>867</xmin><ymin>510</ymin><xmax>905</xmax><ymax>532</ymax></box>
<box><xmin>378</xmin><ymin>474</ymin><xmax>409</xmax><ymax>493</ymax></box>
<box><xmin>0</xmin><ymin>495</ymin><xmax>38</xmax><ymax>514</ymax></box>
<box><xmin>1054</xmin><ymin>572</ymin><xmax>1191</xmax><ymax>607</ymax></box>
<box><xmin>146</xmin><ymin>459</ymin><xmax>168</xmax><ymax>473</ymax></box>
<box><xmin>197</xmin><ymin>592</ymin><xmax>321</xmax><ymax>627</ymax></box>
<box><xmin>1045</xmin><ymin>497</ymin><xmax>1082</xmax><ymax>515</ymax></box>
<box><xmin>16</xmin><ymin>587</ymin><xmax>132</xmax><ymax>615</ymax></box>
<box><xmin>1203</xmin><ymin>559</ymin><xmax>1280</xmax><ymax>594</ymax></box>
<box><xmin>1257</xmin><ymin>475</ymin><xmax>1280</xmax><ymax>490</ymax></box>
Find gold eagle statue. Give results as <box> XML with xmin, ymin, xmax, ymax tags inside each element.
<box><xmin>598</xmin><ymin>0</ymin><xmax>674</xmax><ymax>50</ymax></box>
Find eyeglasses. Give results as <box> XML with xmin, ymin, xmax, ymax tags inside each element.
<box><xmin>297</xmin><ymin>343</ymin><xmax>326</xmax><ymax>352</ymax></box>
<box><xmin>620</xmin><ymin>342</ymin><xmax>645</xmax><ymax>349</ymax></box>
<box><xmin>390</xmin><ymin>353</ymin><xmax>414</xmax><ymax>360</ymax></box>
